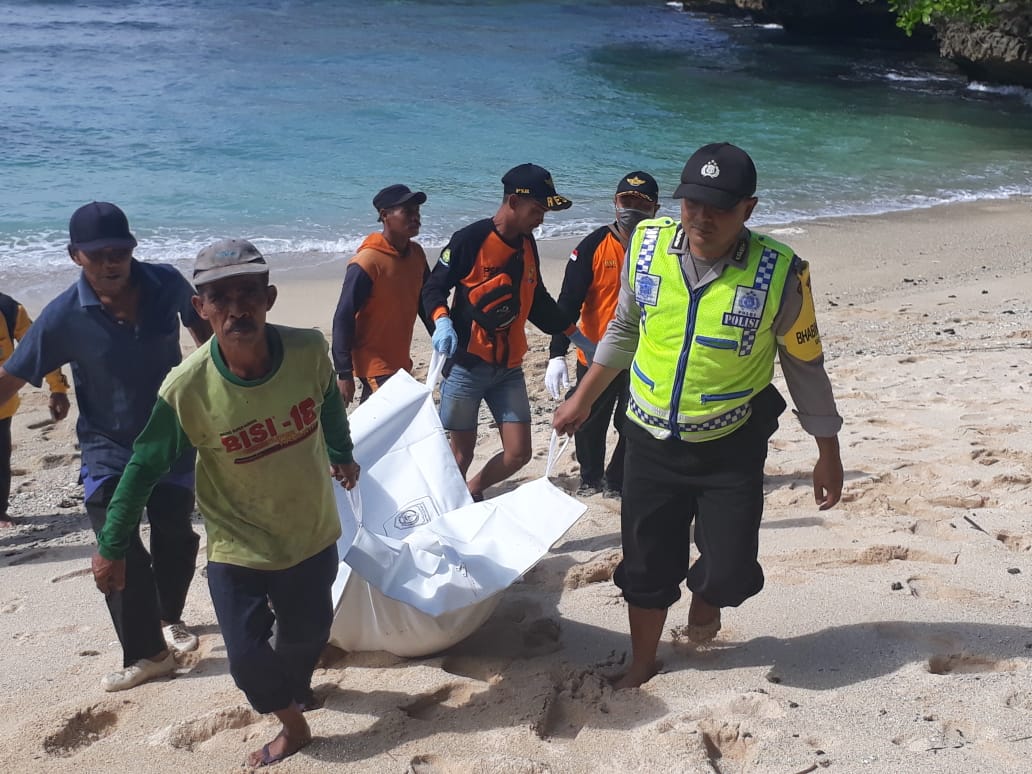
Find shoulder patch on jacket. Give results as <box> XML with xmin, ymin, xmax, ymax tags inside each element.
<box><xmin>781</xmin><ymin>262</ymin><xmax>823</xmax><ymax>361</ymax></box>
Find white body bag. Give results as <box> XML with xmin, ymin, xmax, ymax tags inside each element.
<box><xmin>328</xmin><ymin>356</ymin><xmax>585</xmax><ymax>657</ymax></box>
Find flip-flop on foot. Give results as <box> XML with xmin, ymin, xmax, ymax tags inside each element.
<box><xmin>248</xmin><ymin>732</ymin><xmax>311</xmax><ymax>769</ymax></box>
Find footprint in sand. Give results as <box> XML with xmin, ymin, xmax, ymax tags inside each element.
<box><xmin>409</xmin><ymin>754</ymin><xmax>551</xmax><ymax>774</ymax></box>
<box><xmin>907</xmin><ymin>519</ymin><xmax>964</xmax><ymax>541</ymax></box>
<box><xmin>43</xmin><ymin>699</ymin><xmax>133</xmax><ymax>757</ymax></box>
<box><xmin>971</xmin><ymin>447</ymin><xmax>1032</xmax><ymax>469</ymax></box>
<box><xmin>992</xmin><ymin>473</ymin><xmax>1032</xmax><ymax>486</ymax></box>
<box><xmin>494</xmin><ymin>599</ymin><xmax>563</xmax><ymax>657</ymax></box>
<box><xmin>646</xmin><ymin>714</ymin><xmax>739</xmax><ymax>770</ymax></box>
<box><xmin>563</xmin><ymin>550</ymin><xmax>622</xmax><ymax>590</ymax></box>
<box><xmin>0</xmin><ymin>596</ymin><xmax>26</xmax><ymax>614</ymax></box>
<box><xmin>398</xmin><ymin>683</ymin><xmax>480</xmax><ymax>721</ymax></box>
<box><xmin>892</xmin><ymin>718</ymin><xmax>986</xmax><ymax>752</ymax></box>
<box><xmin>12</xmin><ymin>623</ymin><xmax>89</xmax><ymax>645</ymax></box>
<box><xmin>533</xmin><ymin>670</ymin><xmax>610</xmax><ymax>741</ymax></box>
<box><xmin>781</xmin><ymin>545</ymin><xmax>958</xmax><ymax>568</ymax></box>
<box><xmin>148</xmin><ymin>704</ymin><xmax>260</xmax><ymax>751</ymax></box>
<box><xmin>905</xmin><ymin>575</ymin><xmax>979</xmax><ymax>601</ymax></box>
<box><xmin>927</xmin><ymin>653</ymin><xmax>1018</xmax><ymax>675</ymax></box>
<box><xmin>837</xmin><ymin>472</ymin><xmax>892</xmax><ymax>503</ymax></box>
<box><xmin>995</xmin><ymin>531</ymin><xmax>1032</xmax><ymax>552</ymax></box>
<box><xmin>1004</xmin><ymin>689</ymin><xmax>1032</xmax><ymax>711</ymax></box>
<box><xmin>697</xmin><ymin>718</ymin><xmax>757</xmax><ymax>768</ymax></box>
<box><xmin>926</xmin><ymin>493</ymin><xmax>989</xmax><ymax>509</ymax></box>
<box><xmin>36</xmin><ymin>452</ymin><xmax>79</xmax><ymax>469</ymax></box>
<box><xmin>440</xmin><ymin>654</ymin><xmax>507</xmax><ymax>684</ymax></box>
<box><xmin>514</xmin><ymin>617</ymin><xmax>560</xmax><ymax>656</ymax></box>
<box><xmin>173</xmin><ymin>635</ymin><xmax>221</xmax><ymax>674</ymax></box>
<box><xmin>437</xmin><ymin>598</ymin><xmax>563</xmax><ymax>682</ymax></box>
<box><xmin>408</xmin><ymin>754</ymin><xmax>450</xmax><ymax>774</ymax></box>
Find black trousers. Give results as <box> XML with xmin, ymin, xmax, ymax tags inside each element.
<box><xmin>614</xmin><ymin>385</ymin><xmax>786</xmax><ymax>610</ymax></box>
<box><xmin>207</xmin><ymin>543</ymin><xmax>338</xmax><ymax>714</ymax></box>
<box><xmin>570</xmin><ymin>363</ymin><xmax>629</xmax><ymax>489</ymax></box>
<box><xmin>86</xmin><ymin>477</ymin><xmax>200</xmax><ymax>666</ymax></box>
<box><xmin>0</xmin><ymin>417</ymin><xmax>11</xmax><ymax>518</ymax></box>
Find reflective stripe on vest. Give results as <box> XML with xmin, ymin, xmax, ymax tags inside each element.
<box><xmin>626</xmin><ymin>218</ymin><xmax>794</xmax><ymax>442</ymax></box>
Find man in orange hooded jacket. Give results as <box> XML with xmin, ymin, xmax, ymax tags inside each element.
<box><xmin>332</xmin><ymin>185</ymin><xmax>433</xmax><ymax>403</ymax></box>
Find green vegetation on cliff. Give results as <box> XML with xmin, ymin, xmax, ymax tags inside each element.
<box><xmin>889</xmin><ymin>0</ymin><xmax>999</xmax><ymax>34</ymax></box>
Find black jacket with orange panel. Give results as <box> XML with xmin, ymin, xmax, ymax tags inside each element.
<box><xmin>422</xmin><ymin>218</ymin><xmax>575</xmax><ymax>370</ymax></box>
<box><xmin>549</xmin><ymin>224</ymin><xmax>625</xmax><ymax>366</ymax></box>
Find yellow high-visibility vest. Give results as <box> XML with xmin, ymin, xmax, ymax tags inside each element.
<box><xmin>626</xmin><ymin>218</ymin><xmax>794</xmax><ymax>442</ymax></box>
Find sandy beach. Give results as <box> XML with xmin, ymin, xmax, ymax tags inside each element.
<box><xmin>2</xmin><ymin>197</ymin><xmax>1031</xmax><ymax>773</ymax></box>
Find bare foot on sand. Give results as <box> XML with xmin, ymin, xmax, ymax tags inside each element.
<box><xmin>0</xmin><ymin>517</ymin><xmax>17</xmax><ymax>529</ymax></box>
<box><xmin>610</xmin><ymin>661</ymin><xmax>661</xmax><ymax>690</ymax></box>
<box><xmin>247</xmin><ymin>713</ymin><xmax>311</xmax><ymax>768</ymax></box>
<box><xmin>687</xmin><ymin>593</ymin><xmax>721</xmax><ymax>643</ymax></box>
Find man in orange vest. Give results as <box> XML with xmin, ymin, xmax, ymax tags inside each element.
<box><xmin>333</xmin><ymin>184</ymin><xmax>432</xmax><ymax>404</ymax></box>
<box><xmin>545</xmin><ymin>172</ymin><xmax>660</xmax><ymax>498</ymax></box>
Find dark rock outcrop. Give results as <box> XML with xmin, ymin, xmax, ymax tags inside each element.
<box><xmin>681</xmin><ymin>0</ymin><xmax>931</xmax><ymax>43</ymax></box>
<box><xmin>680</xmin><ymin>0</ymin><xmax>1032</xmax><ymax>87</ymax></box>
<box><xmin>936</xmin><ymin>3</ymin><xmax>1032</xmax><ymax>86</ymax></box>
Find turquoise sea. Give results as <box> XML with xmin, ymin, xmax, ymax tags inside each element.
<box><xmin>2</xmin><ymin>0</ymin><xmax>1031</xmax><ymax>298</ymax></box>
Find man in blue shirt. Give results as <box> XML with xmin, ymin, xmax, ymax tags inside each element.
<box><xmin>0</xmin><ymin>202</ymin><xmax>212</xmax><ymax>692</ymax></box>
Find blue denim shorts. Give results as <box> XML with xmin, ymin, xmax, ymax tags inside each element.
<box><xmin>439</xmin><ymin>361</ymin><xmax>531</xmax><ymax>431</ymax></box>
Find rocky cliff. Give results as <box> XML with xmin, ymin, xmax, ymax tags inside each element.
<box><xmin>936</xmin><ymin>3</ymin><xmax>1032</xmax><ymax>85</ymax></box>
<box><xmin>681</xmin><ymin>0</ymin><xmax>1032</xmax><ymax>87</ymax></box>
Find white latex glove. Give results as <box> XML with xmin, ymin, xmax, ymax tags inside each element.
<box><xmin>545</xmin><ymin>357</ymin><xmax>570</xmax><ymax>400</ymax></box>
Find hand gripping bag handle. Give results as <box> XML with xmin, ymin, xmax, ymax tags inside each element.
<box><xmin>345</xmin><ymin>485</ymin><xmax>364</xmax><ymax>528</ymax></box>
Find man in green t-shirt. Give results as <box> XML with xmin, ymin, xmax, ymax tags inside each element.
<box><xmin>91</xmin><ymin>238</ymin><xmax>360</xmax><ymax>768</ymax></box>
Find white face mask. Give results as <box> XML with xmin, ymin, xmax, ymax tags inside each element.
<box><xmin>616</xmin><ymin>206</ymin><xmax>651</xmax><ymax>233</ymax></box>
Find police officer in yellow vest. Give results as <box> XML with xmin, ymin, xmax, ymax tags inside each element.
<box><xmin>554</xmin><ymin>143</ymin><xmax>843</xmax><ymax>689</ymax></box>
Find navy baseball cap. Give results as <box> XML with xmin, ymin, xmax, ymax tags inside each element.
<box><xmin>373</xmin><ymin>184</ymin><xmax>427</xmax><ymax>213</ymax></box>
<box><xmin>68</xmin><ymin>202</ymin><xmax>138</xmax><ymax>252</ymax></box>
<box><xmin>502</xmin><ymin>164</ymin><xmax>572</xmax><ymax>211</ymax></box>
<box><xmin>673</xmin><ymin>143</ymin><xmax>757</xmax><ymax>209</ymax></box>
